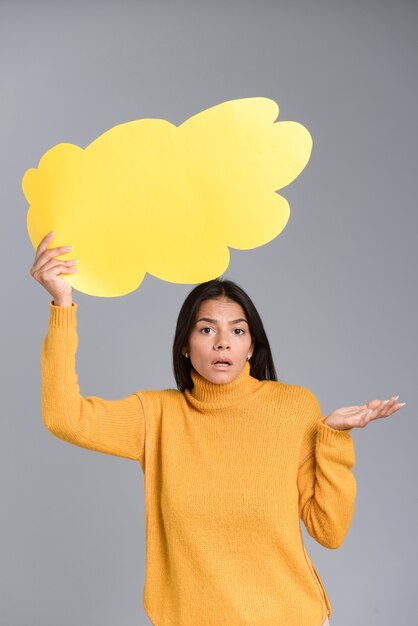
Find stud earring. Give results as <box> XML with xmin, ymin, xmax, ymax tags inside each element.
<box><xmin>185</xmin><ymin>352</ymin><xmax>189</xmax><ymax>358</ymax></box>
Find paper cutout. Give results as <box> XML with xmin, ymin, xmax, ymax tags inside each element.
<box><xmin>23</xmin><ymin>97</ymin><xmax>312</xmax><ymax>297</ymax></box>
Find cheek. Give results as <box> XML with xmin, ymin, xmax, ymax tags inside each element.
<box><xmin>189</xmin><ymin>334</ymin><xmax>206</xmax><ymax>353</ymax></box>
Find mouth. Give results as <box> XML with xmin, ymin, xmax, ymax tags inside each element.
<box><xmin>211</xmin><ymin>358</ymin><xmax>233</xmax><ymax>368</ymax></box>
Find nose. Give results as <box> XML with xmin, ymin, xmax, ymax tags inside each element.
<box><xmin>214</xmin><ymin>333</ymin><xmax>230</xmax><ymax>350</ymax></box>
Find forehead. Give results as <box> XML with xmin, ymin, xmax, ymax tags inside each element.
<box><xmin>195</xmin><ymin>298</ymin><xmax>247</xmax><ymax>320</ymax></box>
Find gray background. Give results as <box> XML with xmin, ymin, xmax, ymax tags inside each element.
<box><xmin>1</xmin><ymin>0</ymin><xmax>417</xmax><ymax>624</ymax></box>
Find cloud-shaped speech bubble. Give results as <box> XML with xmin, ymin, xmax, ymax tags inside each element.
<box><xmin>23</xmin><ymin>97</ymin><xmax>312</xmax><ymax>297</ymax></box>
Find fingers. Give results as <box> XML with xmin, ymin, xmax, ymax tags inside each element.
<box><xmin>346</xmin><ymin>397</ymin><xmax>406</xmax><ymax>429</ymax></box>
<box><xmin>29</xmin><ymin>230</ymin><xmax>76</xmax><ymax>302</ymax></box>
<box><xmin>366</xmin><ymin>399</ymin><xmax>383</xmax><ymax>409</ymax></box>
<box><xmin>30</xmin><ymin>261</ymin><xmax>78</xmax><ymax>284</ymax></box>
<box><xmin>47</xmin><ymin>264</ymin><xmax>78</xmax><ymax>277</ymax></box>
<box><xmin>34</xmin><ymin>230</ymin><xmax>58</xmax><ymax>260</ymax></box>
<box><xmin>36</xmin><ymin>229</ymin><xmax>55</xmax><ymax>250</ymax></box>
<box><xmin>31</xmin><ymin>249</ymin><xmax>75</xmax><ymax>277</ymax></box>
<box><xmin>365</xmin><ymin>396</ymin><xmax>406</xmax><ymax>421</ymax></box>
<box><xmin>380</xmin><ymin>396</ymin><xmax>406</xmax><ymax>417</ymax></box>
<box><xmin>36</xmin><ymin>256</ymin><xmax>79</xmax><ymax>275</ymax></box>
<box><xmin>329</xmin><ymin>396</ymin><xmax>406</xmax><ymax>431</ymax></box>
<box><xmin>31</xmin><ymin>231</ymin><xmax>75</xmax><ymax>274</ymax></box>
<box><xmin>37</xmin><ymin>243</ymin><xmax>73</xmax><ymax>264</ymax></box>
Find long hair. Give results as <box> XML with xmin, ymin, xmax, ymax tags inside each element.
<box><xmin>172</xmin><ymin>278</ymin><xmax>278</xmax><ymax>391</ymax></box>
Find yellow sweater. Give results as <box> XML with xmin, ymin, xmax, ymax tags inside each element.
<box><xmin>41</xmin><ymin>301</ymin><xmax>357</xmax><ymax>626</ymax></box>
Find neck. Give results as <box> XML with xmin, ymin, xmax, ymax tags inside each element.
<box><xmin>184</xmin><ymin>361</ymin><xmax>263</xmax><ymax>410</ymax></box>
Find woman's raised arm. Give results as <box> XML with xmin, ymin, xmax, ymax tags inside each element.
<box><xmin>31</xmin><ymin>231</ymin><xmax>145</xmax><ymax>461</ymax></box>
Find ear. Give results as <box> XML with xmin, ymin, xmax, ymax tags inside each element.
<box><xmin>249</xmin><ymin>337</ymin><xmax>255</xmax><ymax>357</ymax></box>
<box><xmin>182</xmin><ymin>346</ymin><xmax>189</xmax><ymax>356</ymax></box>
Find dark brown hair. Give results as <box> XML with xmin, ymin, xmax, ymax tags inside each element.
<box><xmin>172</xmin><ymin>278</ymin><xmax>278</xmax><ymax>391</ymax></box>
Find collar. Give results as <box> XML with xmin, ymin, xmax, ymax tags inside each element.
<box><xmin>184</xmin><ymin>360</ymin><xmax>264</xmax><ymax>411</ymax></box>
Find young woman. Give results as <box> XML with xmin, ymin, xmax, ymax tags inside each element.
<box><xmin>31</xmin><ymin>230</ymin><xmax>404</xmax><ymax>626</ymax></box>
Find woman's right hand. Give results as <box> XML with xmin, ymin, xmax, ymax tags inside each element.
<box><xmin>29</xmin><ymin>231</ymin><xmax>79</xmax><ymax>306</ymax></box>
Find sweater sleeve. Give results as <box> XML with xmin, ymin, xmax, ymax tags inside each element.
<box><xmin>41</xmin><ymin>301</ymin><xmax>145</xmax><ymax>461</ymax></box>
<box><xmin>297</xmin><ymin>390</ymin><xmax>357</xmax><ymax>549</ymax></box>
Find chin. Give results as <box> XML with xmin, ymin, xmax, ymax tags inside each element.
<box><xmin>209</xmin><ymin>367</ymin><xmax>240</xmax><ymax>383</ymax></box>
<box><xmin>210</xmin><ymin>373</ymin><xmax>234</xmax><ymax>384</ymax></box>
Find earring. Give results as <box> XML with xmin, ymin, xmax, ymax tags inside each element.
<box><xmin>185</xmin><ymin>352</ymin><xmax>189</xmax><ymax>358</ymax></box>
<box><xmin>247</xmin><ymin>354</ymin><xmax>251</xmax><ymax>361</ymax></box>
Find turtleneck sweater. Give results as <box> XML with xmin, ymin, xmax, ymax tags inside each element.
<box><xmin>41</xmin><ymin>301</ymin><xmax>357</xmax><ymax>626</ymax></box>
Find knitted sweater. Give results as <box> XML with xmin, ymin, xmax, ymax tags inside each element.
<box><xmin>41</xmin><ymin>301</ymin><xmax>357</xmax><ymax>626</ymax></box>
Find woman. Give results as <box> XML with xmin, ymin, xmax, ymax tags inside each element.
<box><xmin>31</xmin><ymin>230</ymin><xmax>404</xmax><ymax>626</ymax></box>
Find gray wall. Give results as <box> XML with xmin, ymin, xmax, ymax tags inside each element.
<box><xmin>1</xmin><ymin>0</ymin><xmax>417</xmax><ymax>624</ymax></box>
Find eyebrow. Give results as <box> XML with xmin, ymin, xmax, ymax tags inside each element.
<box><xmin>196</xmin><ymin>317</ymin><xmax>249</xmax><ymax>325</ymax></box>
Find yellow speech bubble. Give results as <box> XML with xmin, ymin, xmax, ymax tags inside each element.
<box><xmin>23</xmin><ymin>97</ymin><xmax>312</xmax><ymax>297</ymax></box>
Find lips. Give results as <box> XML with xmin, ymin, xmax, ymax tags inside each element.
<box><xmin>211</xmin><ymin>358</ymin><xmax>232</xmax><ymax>365</ymax></box>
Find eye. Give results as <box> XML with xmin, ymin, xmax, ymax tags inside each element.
<box><xmin>200</xmin><ymin>327</ymin><xmax>213</xmax><ymax>334</ymax></box>
<box><xmin>233</xmin><ymin>328</ymin><xmax>245</xmax><ymax>335</ymax></box>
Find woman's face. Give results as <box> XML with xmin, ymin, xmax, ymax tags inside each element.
<box><xmin>183</xmin><ymin>297</ymin><xmax>254</xmax><ymax>384</ymax></box>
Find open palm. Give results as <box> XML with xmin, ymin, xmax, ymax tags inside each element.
<box><xmin>324</xmin><ymin>396</ymin><xmax>406</xmax><ymax>431</ymax></box>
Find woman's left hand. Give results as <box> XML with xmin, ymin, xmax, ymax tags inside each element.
<box><xmin>324</xmin><ymin>396</ymin><xmax>406</xmax><ymax>431</ymax></box>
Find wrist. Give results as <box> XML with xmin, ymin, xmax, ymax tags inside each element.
<box><xmin>52</xmin><ymin>298</ymin><xmax>73</xmax><ymax>307</ymax></box>
<box><xmin>323</xmin><ymin>417</ymin><xmax>352</xmax><ymax>431</ymax></box>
